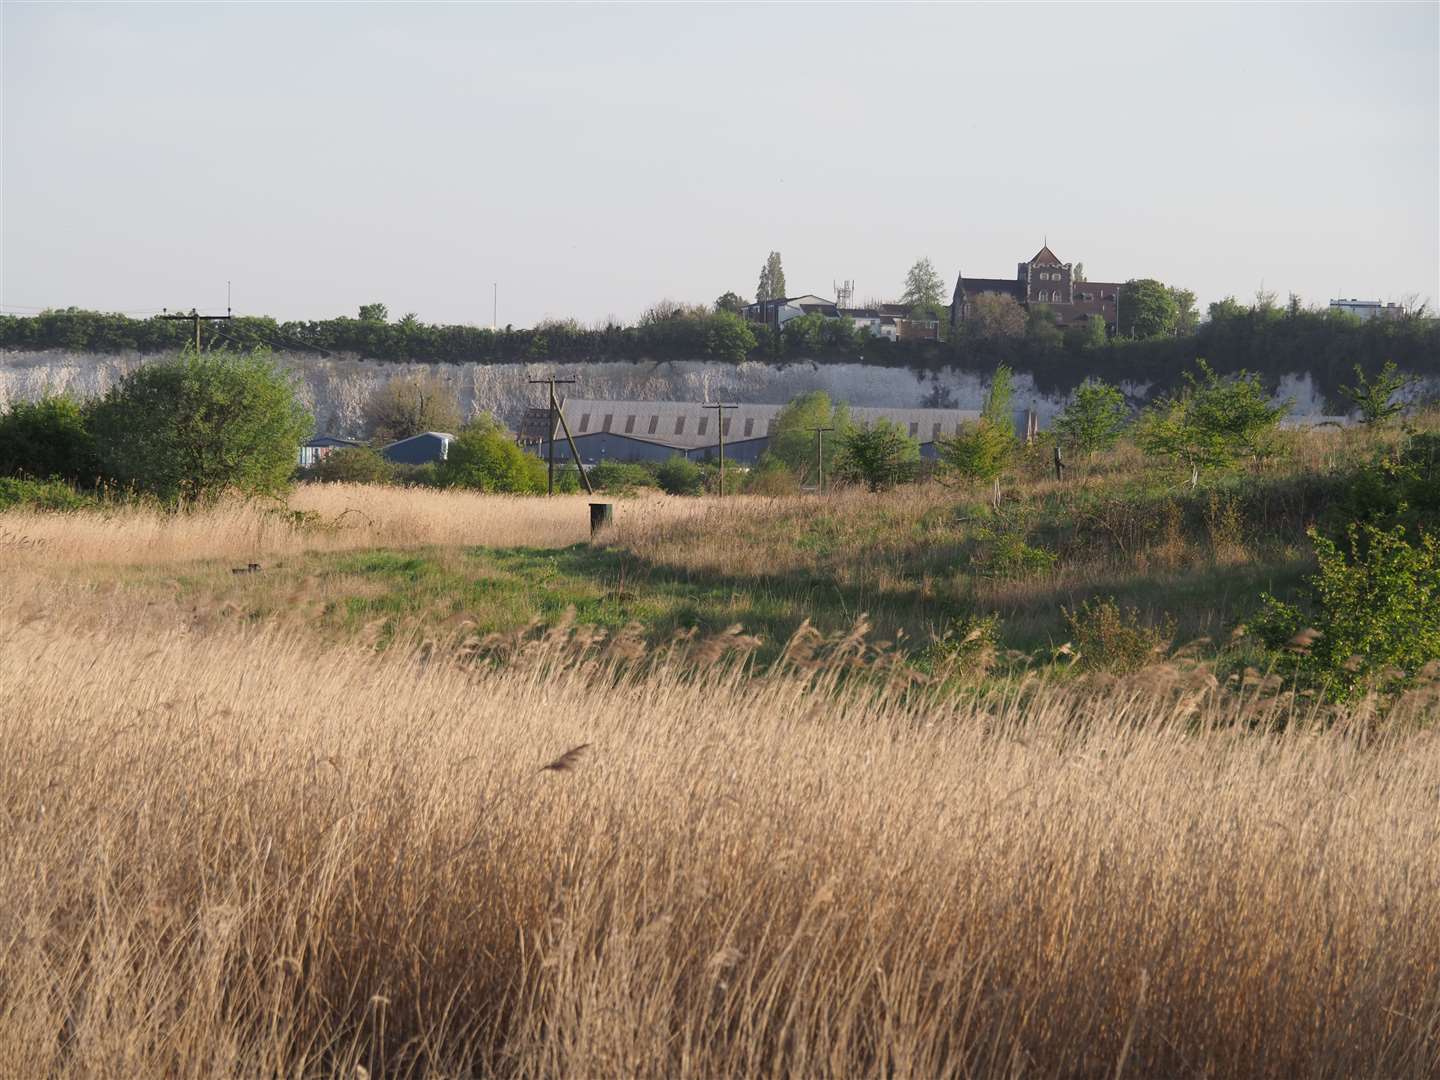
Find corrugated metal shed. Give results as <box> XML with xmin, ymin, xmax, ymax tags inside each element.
<box><xmin>382</xmin><ymin>431</ymin><xmax>456</xmax><ymax>465</ymax></box>
<box><xmin>560</xmin><ymin>399</ymin><xmax>984</xmax><ymax>452</ymax></box>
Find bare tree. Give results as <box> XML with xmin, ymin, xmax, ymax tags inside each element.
<box><xmin>364</xmin><ymin>373</ymin><xmax>462</xmax><ymax>444</ymax></box>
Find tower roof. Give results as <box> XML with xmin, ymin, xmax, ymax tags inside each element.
<box><xmin>1029</xmin><ymin>245</ymin><xmax>1063</xmax><ymax>266</ymax></box>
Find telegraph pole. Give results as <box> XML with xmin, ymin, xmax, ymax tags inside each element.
<box><xmin>161</xmin><ymin>307</ymin><xmax>232</xmax><ymax>352</ymax></box>
<box><xmin>808</xmin><ymin>425</ymin><xmax>834</xmax><ymax>494</ymax></box>
<box><xmin>528</xmin><ymin>376</ymin><xmax>593</xmax><ymax>495</ymax></box>
<box><xmin>703</xmin><ymin>402</ymin><xmax>737</xmax><ymax>496</ymax></box>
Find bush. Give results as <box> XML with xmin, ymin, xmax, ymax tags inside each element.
<box><xmin>835</xmin><ymin>421</ymin><xmax>921</xmax><ymax>491</ymax></box>
<box><xmin>655</xmin><ymin>455</ymin><xmax>704</xmax><ymax>496</ymax></box>
<box><xmin>916</xmin><ymin>613</ymin><xmax>999</xmax><ymax>678</ymax></box>
<box><xmin>937</xmin><ymin>419</ymin><xmax>1011</xmax><ymax>482</ymax></box>
<box><xmin>304</xmin><ymin>446</ymin><xmax>396</xmax><ymax>485</ymax></box>
<box><xmin>589</xmin><ymin>460</ymin><xmax>658</xmax><ymax>494</ymax></box>
<box><xmin>435</xmin><ymin>421</ymin><xmax>546</xmax><ymax>494</ymax></box>
<box><xmin>0</xmin><ymin>395</ymin><xmax>100</xmax><ymax>483</ymax></box>
<box><xmin>1252</xmin><ymin>523</ymin><xmax>1440</xmax><ymax>701</ymax></box>
<box><xmin>1054</xmin><ymin>379</ymin><xmax>1129</xmax><ymax>457</ymax></box>
<box><xmin>0</xmin><ymin>475</ymin><xmax>97</xmax><ymax>512</ymax></box>
<box><xmin>1329</xmin><ymin>429</ymin><xmax>1440</xmax><ymax>541</ymax></box>
<box><xmin>87</xmin><ymin>349</ymin><xmax>312</xmax><ymax>505</ymax></box>
<box><xmin>1062</xmin><ymin>597</ymin><xmax>1173</xmax><ymax>673</ymax></box>
<box><xmin>743</xmin><ymin>460</ymin><xmax>800</xmax><ymax>496</ymax></box>
<box><xmin>1135</xmin><ymin>361</ymin><xmax>1289</xmax><ymax>487</ymax></box>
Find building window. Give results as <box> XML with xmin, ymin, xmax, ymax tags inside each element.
<box><xmin>648</xmin><ymin>415</ymin><xmax>659</xmax><ymax>435</ymax></box>
<box><xmin>602</xmin><ymin>414</ymin><xmax>613</xmax><ymax>432</ymax></box>
<box><xmin>722</xmin><ymin>418</ymin><xmax>732</xmax><ymax>436</ymax></box>
<box><xmin>675</xmin><ymin>416</ymin><xmax>686</xmax><ymax>435</ymax></box>
<box><xmin>578</xmin><ymin>413</ymin><xmax>590</xmax><ymax>432</ymax></box>
<box><xmin>697</xmin><ymin>417</ymin><xmax>708</xmax><ymax>436</ymax></box>
<box><xmin>933</xmin><ymin>423</ymin><xmax>942</xmax><ymax>440</ymax></box>
<box><xmin>909</xmin><ymin>422</ymin><xmax>919</xmax><ymax>437</ymax></box>
<box><xmin>767</xmin><ymin>418</ymin><xmax>777</xmax><ymax>433</ymax></box>
<box><xmin>743</xmin><ymin>418</ymin><xmax>754</xmax><ymax>437</ymax></box>
<box><xmin>624</xmin><ymin>415</ymin><xmax>636</xmax><ymax>434</ymax></box>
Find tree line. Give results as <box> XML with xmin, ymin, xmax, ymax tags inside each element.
<box><xmin>2</xmin><ymin>293</ymin><xmax>1435</xmax><ymax>408</ymax></box>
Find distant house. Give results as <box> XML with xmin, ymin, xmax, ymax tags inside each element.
<box><xmin>1328</xmin><ymin>299</ymin><xmax>1403</xmax><ymax>322</ymax></box>
<box><xmin>382</xmin><ymin>431</ymin><xmax>455</xmax><ymax>465</ymax></box>
<box><xmin>742</xmin><ymin>294</ymin><xmax>841</xmax><ymax>329</ymax></box>
<box><xmin>840</xmin><ymin>304</ymin><xmax>940</xmax><ymax>341</ymax></box>
<box><xmin>952</xmin><ymin>245</ymin><xmax>1121</xmax><ymax>335</ymax></box>
<box><xmin>298</xmin><ymin>435</ymin><xmax>363</xmax><ymax>468</ymax></box>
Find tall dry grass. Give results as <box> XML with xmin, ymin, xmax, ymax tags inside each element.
<box><xmin>0</xmin><ymin>485</ymin><xmax>745</xmax><ymax>568</ymax></box>
<box><xmin>2</xmin><ymin>596</ymin><xmax>1437</xmax><ymax>1078</ymax></box>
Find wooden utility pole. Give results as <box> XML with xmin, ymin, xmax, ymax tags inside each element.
<box><xmin>160</xmin><ymin>307</ymin><xmax>232</xmax><ymax>351</ymax></box>
<box><xmin>528</xmin><ymin>376</ymin><xmax>593</xmax><ymax>495</ymax></box>
<box><xmin>703</xmin><ymin>402</ymin><xmax>737</xmax><ymax>496</ymax></box>
<box><xmin>808</xmin><ymin>425</ymin><xmax>834</xmax><ymax>494</ymax></box>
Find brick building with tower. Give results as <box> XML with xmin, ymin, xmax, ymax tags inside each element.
<box><xmin>951</xmin><ymin>245</ymin><xmax>1122</xmax><ymax>336</ymax></box>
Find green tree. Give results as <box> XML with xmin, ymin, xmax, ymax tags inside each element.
<box><xmin>1025</xmin><ymin>303</ymin><xmax>1063</xmax><ymax>349</ymax></box>
<box><xmin>1135</xmin><ymin>361</ymin><xmax>1290</xmax><ymax>487</ymax></box>
<box><xmin>714</xmin><ymin>291</ymin><xmax>746</xmax><ymax>316</ymax></box>
<box><xmin>756</xmin><ymin>251</ymin><xmax>787</xmax><ymax>302</ymax></box>
<box><xmin>1073</xmin><ymin>262</ymin><xmax>1086</xmax><ymax>283</ymax></box>
<box><xmin>1207</xmin><ymin>296</ymin><xmax>1247</xmax><ymax>322</ymax></box>
<box><xmin>0</xmin><ymin>394</ymin><xmax>99</xmax><ymax>483</ymax></box>
<box><xmin>781</xmin><ymin>312</ymin><xmax>828</xmax><ymax>355</ymax></box>
<box><xmin>358</xmin><ymin>303</ymin><xmax>389</xmax><ymax>323</ymax></box>
<box><xmin>364</xmin><ymin>372</ymin><xmax>462</xmax><ymax>444</ymax></box>
<box><xmin>435</xmin><ymin>417</ymin><xmax>546</xmax><ymax>494</ymax></box>
<box><xmin>966</xmin><ymin>293</ymin><xmax>1026</xmax><ymax>339</ymax></box>
<box><xmin>983</xmin><ymin>363</ymin><xmax>1016</xmax><ymax>438</ymax></box>
<box><xmin>1118</xmin><ymin>279</ymin><xmax>1180</xmax><ymax>338</ymax></box>
<box><xmin>901</xmin><ymin>257</ymin><xmax>946</xmax><ymax>314</ymax></box>
<box><xmin>1054</xmin><ymin>379</ymin><xmax>1129</xmax><ymax>457</ymax></box>
<box><xmin>305</xmin><ymin>446</ymin><xmax>396</xmax><ymax>485</ymax></box>
<box><xmin>936</xmin><ymin>420</ymin><xmax>1010</xmax><ymax>482</ymax></box>
<box><xmin>703</xmin><ymin>311</ymin><xmax>757</xmax><ymax>362</ymax></box>
<box><xmin>835</xmin><ymin>420</ymin><xmax>920</xmax><ymax>491</ymax></box>
<box><xmin>87</xmin><ymin>348</ymin><xmax>311</xmax><ymax>504</ymax></box>
<box><xmin>1339</xmin><ymin>361</ymin><xmax>1410</xmax><ymax>425</ymax></box>
<box><xmin>1170</xmin><ymin>288</ymin><xmax>1199</xmax><ymax>335</ymax></box>
<box><xmin>762</xmin><ymin>391</ymin><xmax>853</xmax><ymax>485</ymax></box>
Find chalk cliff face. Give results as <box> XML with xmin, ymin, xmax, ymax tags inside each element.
<box><xmin>0</xmin><ymin>350</ymin><xmax>1377</xmax><ymax>437</ymax></box>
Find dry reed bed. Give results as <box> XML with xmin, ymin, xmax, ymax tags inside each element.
<box><xmin>0</xmin><ymin>485</ymin><xmax>772</xmax><ymax>568</ymax></box>
<box><xmin>2</xmin><ymin>603</ymin><xmax>1437</xmax><ymax>1078</ymax></box>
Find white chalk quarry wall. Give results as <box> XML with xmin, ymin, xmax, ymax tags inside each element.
<box><xmin>0</xmin><ymin>350</ymin><xmax>1379</xmax><ymax>438</ymax></box>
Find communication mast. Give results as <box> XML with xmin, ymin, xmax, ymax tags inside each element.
<box><xmin>833</xmin><ymin>279</ymin><xmax>854</xmax><ymax>310</ymax></box>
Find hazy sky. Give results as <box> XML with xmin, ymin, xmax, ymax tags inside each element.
<box><xmin>3</xmin><ymin>2</ymin><xmax>1436</xmax><ymax>328</ymax></box>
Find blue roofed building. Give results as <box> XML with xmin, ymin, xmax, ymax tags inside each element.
<box><xmin>382</xmin><ymin>431</ymin><xmax>456</xmax><ymax>465</ymax></box>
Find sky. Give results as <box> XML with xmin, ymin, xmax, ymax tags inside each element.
<box><xmin>2</xmin><ymin>2</ymin><xmax>1437</xmax><ymax>328</ymax></box>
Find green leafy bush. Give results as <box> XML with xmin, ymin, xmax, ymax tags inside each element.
<box><xmin>1252</xmin><ymin>523</ymin><xmax>1440</xmax><ymax>701</ymax></box>
<box><xmin>654</xmin><ymin>456</ymin><xmax>703</xmax><ymax>496</ymax></box>
<box><xmin>835</xmin><ymin>421</ymin><xmax>920</xmax><ymax>491</ymax></box>
<box><xmin>937</xmin><ymin>419</ymin><xmax>1011</xmax><ymax>482</ymax></box>
<box><xmin>87</xmin><ymin>349</ymin><xmax>312</xmax><ymax>505</ymax></box>
<box><xmin>916</xmin><ymin>613</ymin><xmax>999</xmax><ymax>677</ymax></box>
<box><xmin>1328</xmin><ymin>429</ymin><xmax>1440</xmax><ymax>542</ymax></box>
<box><xmin>304</xmin><ymin>446</ymin><xmax>396</xmax><ymax>485</ymax></box>
<box><xmin>985</xmin><ymin>534</ymin><xmax>1058</xmax><ymax>579</ymax></box>
<box><xmin>589</xmin><ymin>460</ymin><xmax>658</xmax><ymax>494</ymax></box>
<box><xmin>1054</xmin><ymin>379</ymin><xmax>1129</xmax><ymax>457</ymax></box>
<box><xmin>436</xmin><ymin>421</ymin><xmax>546</xmax><ymax>494</ymax></box>
<box><xmin>0</xmin><ymin>394</ymin><xmax>100</xmax><ymax>483</ymax></box>
<box><xmin>1062</xmin><ymin>597</ymin><xmax>1173</xmax><ymax>673</ymax></box>
<box><xmin>0</xmin><ymin>476</ymin><xmax>97</xmax><ymax>512</ymax></box>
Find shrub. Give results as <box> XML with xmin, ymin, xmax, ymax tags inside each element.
<box><xmin>1252</xmin><ymin>523</ymin><xmax>1440</xmax><ymax>701</ymax></box>
<box><xmin>916</xmin><ymin>612</ymin><xmax>1000</xmax><ymax>677</ymax></box>
<box><xmin>1062</xmin><ymin>597</ymin><xmax>1173</xmax><ymax>673</ymax></box>
<box><xmin>937</xmin><ymin>419</ymin><xmax>1011</xmax><ymax>482</ymax></box>
<box><xmin>87</xmin><ymin>349</ymin><xmax>312</xmax><ymax>505</ymax></box>
<box><xmin>0</xmin><ymin>475</ymin><xmax>97</xmax><ymax>512</ymax></box>
<box><xmin>588</xmin><ymin>460</ymin><xmax>657</xmax><ymax>494</ymax></box>
<box><xmin>436</xmin><ymin>421</ymin><xmax>546</xmax><ymax>494</ymax></box>
<box><xmin>1329</xmin><ymin>429</ymin><xmax>1440</xmax><ymax>541</ymax></box>
<box><xmin>1135</xmin><ymin>361</ymin><xmax>1289</xmax><ymax>487</ymax></box>
<box><xmin>654</xmin><ymin>456</ymin><xmax>703</xmax><ymax>496</ymax></box>
<box><xmin>304</xmin><ymin>446</ymin><xmax>396</xmax><ymax>485</ymax></box>
<box><xmin>1338</xmin><ymin>361</ymin><xmax>1410</xmax><ymax>425</ymax></box>
<box><xmin>1054</xmin><ymin>379</ymin><xmax>1129</xmax><ymax>457</ymax></box>
<box><xmin>744</xmin><ymin>460</ymin><xmax>800</xmax><ymax>496</ymax></box>
<box><xmin>985</xmin><ymin>534</ymin><xmax>1057</xmax><ymax>579</ymax></box>
<box><xmin>835</xmin><ymin>421</ymin><xmax>920</xmax><ymax>491</ymax></box>
<box><xmin>0</xmin><ymin>394</ymin><xmax>100</xmax><ymax>483</ymax></box>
